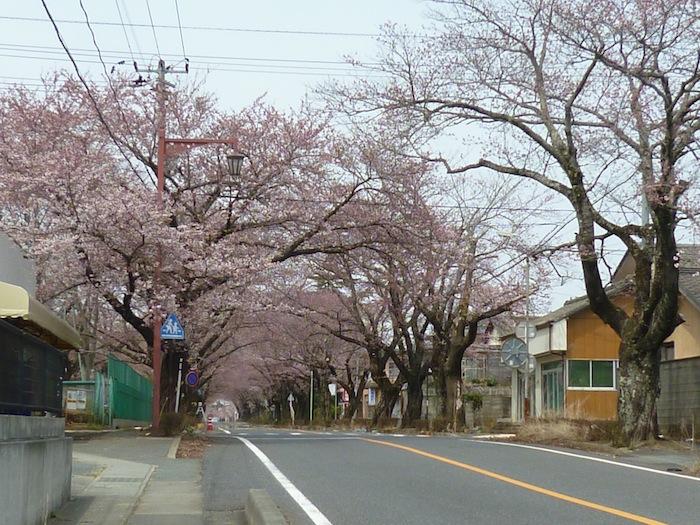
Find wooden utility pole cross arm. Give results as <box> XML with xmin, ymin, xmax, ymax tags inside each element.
<box><xmin>164</xmin><ymin>138</ymin><xmax>240</xmax><ymax>156</ymax></box>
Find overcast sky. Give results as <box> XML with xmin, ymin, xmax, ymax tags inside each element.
<box><xmin>2</xmin><ymin>1</ymin><xmax>659</xmax><ymax>311</ymax></box>
<box><xmin>1</xmin><ymin>1</ymin><xmax>430</xmax><ymax>109</ymax></box>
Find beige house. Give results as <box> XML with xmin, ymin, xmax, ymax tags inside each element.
<box><xmin>511</xmin><ymin>245</ymin><xmax>700</xmax><ymax>425</ymax></box>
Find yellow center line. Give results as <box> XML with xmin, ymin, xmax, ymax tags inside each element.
<box><xmin>361</xmin><ymin>438</ymin><xmax>665</xmax><ymax>525</ymax></box>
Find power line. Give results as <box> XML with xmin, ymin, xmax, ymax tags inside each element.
<box><xmin>0</xmin><ymin>15</ymin><xmax>382</xmax><ymax>38</ymax></box>
<box><xmin>114</xmin><ymin>0</ymin><xmax>136</xmax><ymax>66</ymax></box>
<box><xmin>40</xmin><ymin>0</ymin><xmax>143</xmax><ymax>183</ymax></box>
<box><xmin>0</xmin><ymin>42</ymin><xmax>375</xmax><ymax>68</ymax></box>
<box><xmin>79</xmin><ymin>0</ymin><xmax>141</xmax><ymax>149</ymax></box>
<box><xmin>119</xmin><ymin>0</ymin><xmax>144</xmax><ymax>59</ymax></box>
<box><xmin>174</xmin><ymin>0</ymin><xmax>187</xmax><ymax>61</ymax></box>
<box><xmin>0</xmin><ymin>50</ymin><xmax>385</xmax><ymax>78</ymax></box>
<box><xmin>79</xmin><ymin>0</ymin><xmax>110</xmax><ymax>77</ymax></box>
<box><xmin>145</xmin><ymin>0</ymin><xmax>161</xmax><ymax>57</ymax></box>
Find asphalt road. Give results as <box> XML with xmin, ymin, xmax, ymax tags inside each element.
<box><xmin>202</xmin><ymin>425</ymin><xmax>700</xmax><ymax>524</ymax></box>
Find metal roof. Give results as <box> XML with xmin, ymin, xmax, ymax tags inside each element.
<box><xmin>0</xmin><ymin>280</ymin><xmax>81</xmax><ymax>349</ymax></box>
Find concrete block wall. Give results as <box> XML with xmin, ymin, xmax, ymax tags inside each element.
<box><xmin>0</xmin><ymin>415</ymin><xmax>72</xmax><ymax>525</ymax></box>
<box><xmin>658</xmin><ymin>357</ymin><xmax>700</xmax><ymax>436</ymax></box>
<box><xmin>464</xmin><ymin>386</ymin><xmax>511</xmax><ymax>428</ymax></box>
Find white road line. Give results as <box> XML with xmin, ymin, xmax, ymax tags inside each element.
<box><xmin>245</xmin><ymin>437</ymin><xmax>357</xmax><ymax>441</ymax></box>
<box><xmin>290</xmin><ymin>432</ymin><xmax>302</xmax><ymax>436</ymax></box>
<box><xmin>219</xmin><ymin>428</ymin><xmax>231</xmax><ymax>435</ymax></box>
<box><xmin>391</xmin><ymin>434</ymin><xmax>406</xmax><ymax>438</ymax></box>
<box><xmin>264</xmin><ymin>432</ymin><xmax>278</xmax><ymax>436</ymax></box>
<box><xmin>236</xmin><ymin>437</ymin><xmax>333</xmax><ymax>525</ymax></box>
<box><xmin>467</xmin><ymin>439</ymin><xmax>700</xmax><ymax>482</ymax></box>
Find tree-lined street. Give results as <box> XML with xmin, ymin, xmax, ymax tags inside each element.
<box><xmin>3</xmin><ymin>2</ymin><xmax>700</xmax><ymax>523</ymax></box>
<box><xmin>204</xmin><ymin>425</ymin><xmax>700</xmax><ymax>524</ymax></box>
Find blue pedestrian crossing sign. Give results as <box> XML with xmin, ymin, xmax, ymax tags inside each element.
<box><xmin>161</xmin><ymin>313</ymin><xmax>185</xmax><ymax>340</ymax></box>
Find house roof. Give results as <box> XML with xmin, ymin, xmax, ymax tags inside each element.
<box><xmin>0</xmin><ymin>280</ymin><xmax>82</xmax><ymax>349</ymax></box>
<box><xmin>678</xmin><ymin>245</ymin><xmax>700</xmax><ymax>270</ymax></box>
<box><xmin>499</xmin><ymin>279</ymin><xmax>633</xmax><ymax>338</ymax></box>
<box><xmin>613</xmin><ymin>244</ymin><xmax>700</xmax><ymax>281</ymax></box>
<box><xmin>679</xmin><ymin>270</ymin><xmax>700</xmax><ymax>312</ymax></box>
<box><xmin>527</xmin><ymin>265</ymin><xmax>700</xmax><ymax>332</ymax></box>
<box><xmin>499</xmin><ymin>245</ymin><xmax>700</xmax><ymax>339</ymax></box>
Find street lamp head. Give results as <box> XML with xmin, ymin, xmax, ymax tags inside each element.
<box><xmin>226</xmin><ymin>153</ymin><xmax>245</xmax><ymax>177</ymax></box>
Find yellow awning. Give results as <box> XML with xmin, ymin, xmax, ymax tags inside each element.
<box><xmin>0</xmin><ymin>281</ymin><xmax>82</xmax><ymax>350</ymax></box>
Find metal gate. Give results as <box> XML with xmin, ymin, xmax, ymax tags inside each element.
<box><xmin>108</xmin><ymin>355</ymin><xmax>152</xmax><ymax>424</ymax></box>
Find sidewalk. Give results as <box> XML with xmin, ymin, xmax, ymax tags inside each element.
<box><xmin>50</xmin><ymin>431</ymin><xmax>205</xmax><ymax>525</ymax></box>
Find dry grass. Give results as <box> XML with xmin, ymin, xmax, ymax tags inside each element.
<box><xmin>687</xmin><ymin>462</ymin><xmax>700</xmax><ymax>477</ymax></box>
<box><xmin>516</xmin><ymin>419</ymin><xmax>583</xmax><ymax>444</ymax></box>
<box><xmin>176</xmin><ymin>435</ymin><xmax>211</xmax><ymax>459</ymax></box>
<box><xmin>514</xmin><ymin>418</ymin><xmax>629</xmax><ymax>454</ymax></box>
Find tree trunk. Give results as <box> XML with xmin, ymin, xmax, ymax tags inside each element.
<box><xmin>342</xmin><ymin>374</ymin><xmax>367</xmax><ymax>422</ymax></box>
<box><xmin>402</xmin><ymin>376</ymin><xmax>424</xmax><ymax>428</ymax></box>
<box><xmin>433</xmin><ymin>366</ymin><xmax>448</xmax><ymax>418</ymax></box>
<box><xmin>372</xmin><ymin>379</ymin><xmax>401</xmax><ymax>426</ymax></box>
<box><xmin>618</xmin><ymin>340</ymin><xmax>660</xmax><ymax>443</ymax></box>
<box><xmin>444</xmin><ymin>369</ymin><xmax>464</xmax><ymax>431</ymax></box>
<box><xmin>343</xmin><ymin>396</ymin><xmax>360</xmax><ymax>421</ymax></box>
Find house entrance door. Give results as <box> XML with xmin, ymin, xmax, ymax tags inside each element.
<box><xmin>542</xmin><ymin>361</ymin><xmax>564</xmax><ymax>414</ymax></box>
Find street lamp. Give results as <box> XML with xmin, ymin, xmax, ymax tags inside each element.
<box><xmin>226</xmin><ymin>153</ymin><xmax>245</xmax><ymax>178</ymax></box>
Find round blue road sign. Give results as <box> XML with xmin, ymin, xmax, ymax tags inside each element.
<box><xmin>185</xmin><ymin>369</ymin><xmax>199</xmax><ymax>388</ymax></box>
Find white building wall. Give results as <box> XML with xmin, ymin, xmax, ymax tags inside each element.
<box><xmin>528</xmin><ymin>327</ymin><xmax>550</xmax><ymax>356</ymax></box>
<box><xmin>0</xmin><ymin>233</ymin><xmax>36</xmax><ymax>295</ymax></box>
<box><xmin>511</xmin><ymin>319</ymin><xmax>570</xmax><ymax>421</ymax></box>
<box><xmin>550</xmin><ymin>320</ymin><xmax>567</xmax><ymax>350</ymax></box>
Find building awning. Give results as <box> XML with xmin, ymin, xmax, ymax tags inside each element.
<box><xmin>0</xmin><ymin>281</ymin><xmax>81</xmax><ymax>350</ymax></box>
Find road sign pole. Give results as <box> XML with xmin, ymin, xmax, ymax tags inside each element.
<box><xmin>309</xmin><ymin>370</ymin><xmax>314</xmax><ymax>423</ymax></box>
<box><xmin>524</xmin><ymin>256</ymin><xmax>530</xmax><ymax>419</ymax></box>
<box><xmin>175</xmin><ymin>357</ymin><xmax>183</xmax><ymax>414</ymax></box>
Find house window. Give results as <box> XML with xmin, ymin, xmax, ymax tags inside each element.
<box><xmin>660</xmin><ymin>342</ymin><xmax>675</xmax><ymax>362</ymax></box>
<box><xmin>567</xmin><ymin>360</ymin><xmax>616</xmax><ymax>389</ymax></box>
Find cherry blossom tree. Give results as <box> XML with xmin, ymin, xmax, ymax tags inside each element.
<box><xmin>0</xmin><ymin>75</ymin><xmax>383</xmax><ymax>413</ymax></box>
<box><xmin>329</xmin><ymin>0</ymin><xmax>700</xmax><ymax>441</ymax></box>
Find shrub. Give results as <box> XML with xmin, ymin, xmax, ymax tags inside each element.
<box><xmin>464</xmin><ymin>392</ymin><xmax>483</xmax><ymax>412</ymax></box>
<box><xmin>430</xmin><ymin>416</ymin><xmax>450</xmax><ymax>432</ymax></box>
<box><xmin>160</xmin><ymin>412</ymin><xmax>187</xmax><ymax>436</ymax></box>
<box><xmin>413</xmin><ymin>419</ymin><xmax>431</xmax><ymax>432</ymax></box>
<box><xmin>485</xmin><ymin>377</ymin><xmax>498</xmax><ymax>387</ymax></box>
<box><xmin>481</xmin><ymin>416</ymin><xmax>498</xmax><ymax>432</ymax></box>
<box><xmin>375</xmin><ymin>417</ymin><xmax>398</xmax><ymax>430</ymax></box>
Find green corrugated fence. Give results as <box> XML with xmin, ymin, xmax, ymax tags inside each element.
<box><xmin>108</xmin><ymin>355</ymin><xmax>152</xmax><ymax>424</ymax></box>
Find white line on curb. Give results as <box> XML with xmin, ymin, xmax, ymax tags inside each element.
<box><xmin>467</xmin><ymin>439</ymin><xmax>700</xmax><ymax>482</ymax></box>
<box><xmin>167</xmin><ymin>435</ymin><xmax>182</xmax><ymax>458</ymax></box>
<box><xmin>236</xmin><ymin>436</ymin><xmax>333</xmax><ymax>525</ymax></box>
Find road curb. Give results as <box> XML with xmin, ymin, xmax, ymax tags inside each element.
<box><xmin>65</xmin><ymin>428</ymin><xmax>129</xmax><ymax>441</ymax></box>
<box><xmin>245</xmin><ymin>489</ymin><xmax>286</xmax><ymax>525</ymax></box>
<box><xmin>167</xmin><ymin>435</ymin><xmax>182</xmax><ymax>459</ymax></box>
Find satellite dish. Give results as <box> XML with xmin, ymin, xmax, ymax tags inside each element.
<box><xmin>500</xmin><ymin>338</ymin><xmax>528</xmax><ymax>368</ymax></box>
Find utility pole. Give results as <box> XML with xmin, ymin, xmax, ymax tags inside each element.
<box><xmin>151</xmin><ymin>58</ymin><xmax>169</xmax><ymax>431</ymax></box>
<box><xmin>145</xmin><ymin>59</ymin><xmax>243</xmax><ymax>430</ymax></box>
